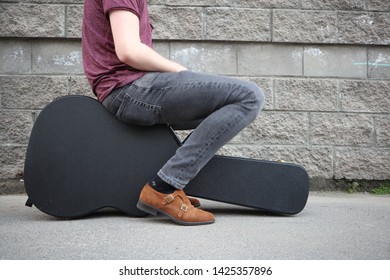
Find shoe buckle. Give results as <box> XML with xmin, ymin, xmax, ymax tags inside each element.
<box><xmin>180</xmin><ymin>204</ymin><xmax>188</xmax><ymax>212</ymax></box>
<box><xmin>164</xmin><ymin>194</ymin><xmax>175</xmax><ymax>204</ymax></box>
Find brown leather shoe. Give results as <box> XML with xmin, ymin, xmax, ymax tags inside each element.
<box><xmin>137</xmin><ymin>184</ymin><xmax>215</xmax><ymax>226</ymax></box>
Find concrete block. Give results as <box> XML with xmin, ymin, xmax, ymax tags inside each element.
<box><xmin>268</xmin><ymin>146</ymin><xmax>334</xmax><ymax>178</ymax></box>
<box><xmin>302</xmin><ymin>0</ymin><xmax>366</xmax><ymax>10</ymax></box>
<box><xmin>0</xmin><ymin>4</ymin><xmax>65</xmax><ymax>37</ymax></box>
<box><xmin>171</xmin><ymin>42</ymin><xmax>237</xmax><ymax>74</ymax></box>
<box><xmin>310</xmin><ymin>113</ymin><xmax>374</xmax><ymax>146</ymax></box>
<box><xmin>0</xmin><ymin>111</ymin><xmax>33</xmax><ymax>144</ymax></box>
<box><xmin>273</xmin><ymin>10</ymin><xmax>337</xmax><ymax>43</ymax></box>
<box><xmin>375</xmin><ymin>115</ymin><xmax>390</xmax><ymax>147</ymax></box>
<box><xmin>304</xmin><ymin>46</ymin><xmax>367</xmax><ymax>78</ymax></box>
<box><xmin>149</xmin><ymin>0</ymin><xmax>166</xmax><ymax>5</ymax></box>
<box><xmin>340</xmin><ymin>80</ymin><xmax>390</xmax><ymax>113</ymax></box>
<box><xmin>165</xmin><ymin>0</ymin><xmax>211</xmax><ymax>6</ymax></box>
<box><xmin>149</xmin><ymin>6</ymin><xmax>203</xmax><ymax>40</ymax></box>
<box><xmin>368</xmin><ymin>47</ymin><xmax>390</xmax><ymax>79</ymax></box>
<box><xmin>205</xmin><ymin>8</ymin><xmax>270</xmax><ymax>41</ymax></box>
<box><xmin>335</xmin><ymin>148</ymin><xmax>390</xmax><ymax>180</ymax></box>
<box><xmin>0</xmin><ymin>76</ymin><xmax>69</xmax><ymax>109</ymax></box>
<box><xmin>236</xmin><ymin>111</ymin><xmax>308</xmax><ymax>145</ymax></box>
<box><xmin>217</xmin><ymin>144</ymin><xmax>269</xmax><ymax>160</ymax></box>
<box><xmin>69</xmin><ymin>76</ymin><xmax>94</xmax><ymax>97</ymax></box>
<box><xmin>153</xmin><ymin>42</ymin><xmax>170</xmax><ymax>59</ymax></box>
<box><xmin>275</xmin><ymin>79</ymin><xmax>338</xmax><ymax>111</ymax></box>
<box><xmin>67</xmin><ymin>5</ymin><xmax>83</xmax><ymax>38</ymax></box>
<box><xmin>238</xmin><ymin>44</ymin><xmax>303</xmax><ymax>76</ymax></box>
<box><xmin>32</xmin><ymin>40</ymin><xmax>83</xmax><ymax>74</ymax></box>
<box><xmin>0</xmin><ymin>40</ymin><xmax>31</xmax><ymax>74</ymax></box>
<box><xmin>239</xmin><ymin>77</ymin><xmax>273</xmax><ymax>110</ymax></box>
<box><xmin>0</xmin><ymin>145</ymin><xmax>26</xmax><ymax>180</ymax></box>
<box><xmin>166</xmin><ymin>0</ymin><xmax>301</xmax><ymax>8</ymax></box>
<box><xmin>368</xmin><ymin>0</ymin><xmax>390</xmax><ymax>11</ymax></box>
<box><xmin>232</xmin><ymin>0</ymin><xmax>301</xmax><ymax>9</ymax></box>
<box><xmin>173</xmin><ymin>130</ymin><xmax>193</xmax><ymax>144</ymax></box>
<box><xmin>338</xmin><ymin>12</ymin><xmax>390</xmax><ymax>45</ymax></box>
<box><xmin>20</xmin><ymin>1</ymin><xmax>84</xmax><ymax>3</ymax></box>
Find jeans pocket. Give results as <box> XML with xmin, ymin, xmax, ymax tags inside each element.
<box><xmin>115</xmin><ymin>93</ymin><xmax>162</xmax><ymax>126</ymax></box>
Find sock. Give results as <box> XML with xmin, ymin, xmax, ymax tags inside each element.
<box><xmin>149</xmin><ymin>176</ymin><xmax>177</xmax><ymax>194</ymax></box>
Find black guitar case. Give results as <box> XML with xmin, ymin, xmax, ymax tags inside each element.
<box><xmin>24</xmin><ymin>95</ymin><xmax>309</xmax><ymax>218</ymax></box>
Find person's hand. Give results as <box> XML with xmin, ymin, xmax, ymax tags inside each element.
<box><xmin>174</xmin><ymin>64</ymin><xmax>188</xmax><ymax>72</ymax></box>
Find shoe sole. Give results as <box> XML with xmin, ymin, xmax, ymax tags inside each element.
<box><xmin>136</xmin><ymin>200</ymin><xmax>215</xmax><ymax>226</ymax></box>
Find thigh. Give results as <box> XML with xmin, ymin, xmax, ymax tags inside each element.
<box><xmin>103</xmin><ymin>71</ymin><xmax>256</xmax><ymax>126</ymax></box>
<box><xmin>142</xmin><ymin>71</ymin><xmax>255</xmax><ymax>124</ymax></box>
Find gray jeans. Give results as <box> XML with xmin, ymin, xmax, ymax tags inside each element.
<box><xmin>102</xmin><ymin>71</ymin><xmax>265</xmax><ymax>189</ymax></box>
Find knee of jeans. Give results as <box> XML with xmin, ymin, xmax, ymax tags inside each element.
<box><xmin>242</xmin><ymin>82</ymin><xmax>265</xmax><ymax>116</ymax></box>
<box><xmin>253</xmin><ymin>85</ymin><xmax>265</xmax><ymax>111</ymax></box>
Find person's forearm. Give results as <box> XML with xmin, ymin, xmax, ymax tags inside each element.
<box><xmin>117</xmin><ymin>42</ymin><xmax>187</xmax><ymax>73</ymax></box>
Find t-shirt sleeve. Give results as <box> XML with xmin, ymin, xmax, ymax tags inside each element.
<box><xmin>102</xmin><ymin>0</ymin><xmax>140</xmax><ymax>17</ymax></box>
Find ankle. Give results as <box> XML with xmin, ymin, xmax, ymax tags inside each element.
<box><xmin>149</xmin><ymin>176</ymin><xmax>177</xmax><ymax>194</ymax></box>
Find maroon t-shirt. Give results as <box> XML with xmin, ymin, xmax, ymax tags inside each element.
<box><xmin>82</xmin><ymin>0</ymin><xmax>153</xmax><ymax>102</ymax></box>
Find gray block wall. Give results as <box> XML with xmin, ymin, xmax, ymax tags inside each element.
<box><xmin>1</xmin><ymin>0</ymin><xmax>389</xmax><ymax>193</ymax></box>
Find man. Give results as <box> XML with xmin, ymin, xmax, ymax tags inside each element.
<box><xmin>82</xmin><ymin>0</ymin><xmax>264</xmax><ymax>225</ymax></box>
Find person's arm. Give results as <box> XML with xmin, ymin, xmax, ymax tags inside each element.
<box><xmin>109</xmin><ymin>10</ymin><xmax>187</xmax><ymax>72</ymax></box>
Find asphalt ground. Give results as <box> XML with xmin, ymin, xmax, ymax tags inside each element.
<box><xmin>0</xmin><ymin>192</ymin><xmax>389</xmax><ymax>260</ymax></box>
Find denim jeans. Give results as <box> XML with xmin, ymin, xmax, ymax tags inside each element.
<box><xmin>102</xmin><ymin>71</ymin><xmax>265</xmax><ymax>189</ymax></box>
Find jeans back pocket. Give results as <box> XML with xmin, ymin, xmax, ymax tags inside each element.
<box><xmin>115</xmin><ymin>93</ymin><xmax>162</xmax><ymax>126</ymax></box>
